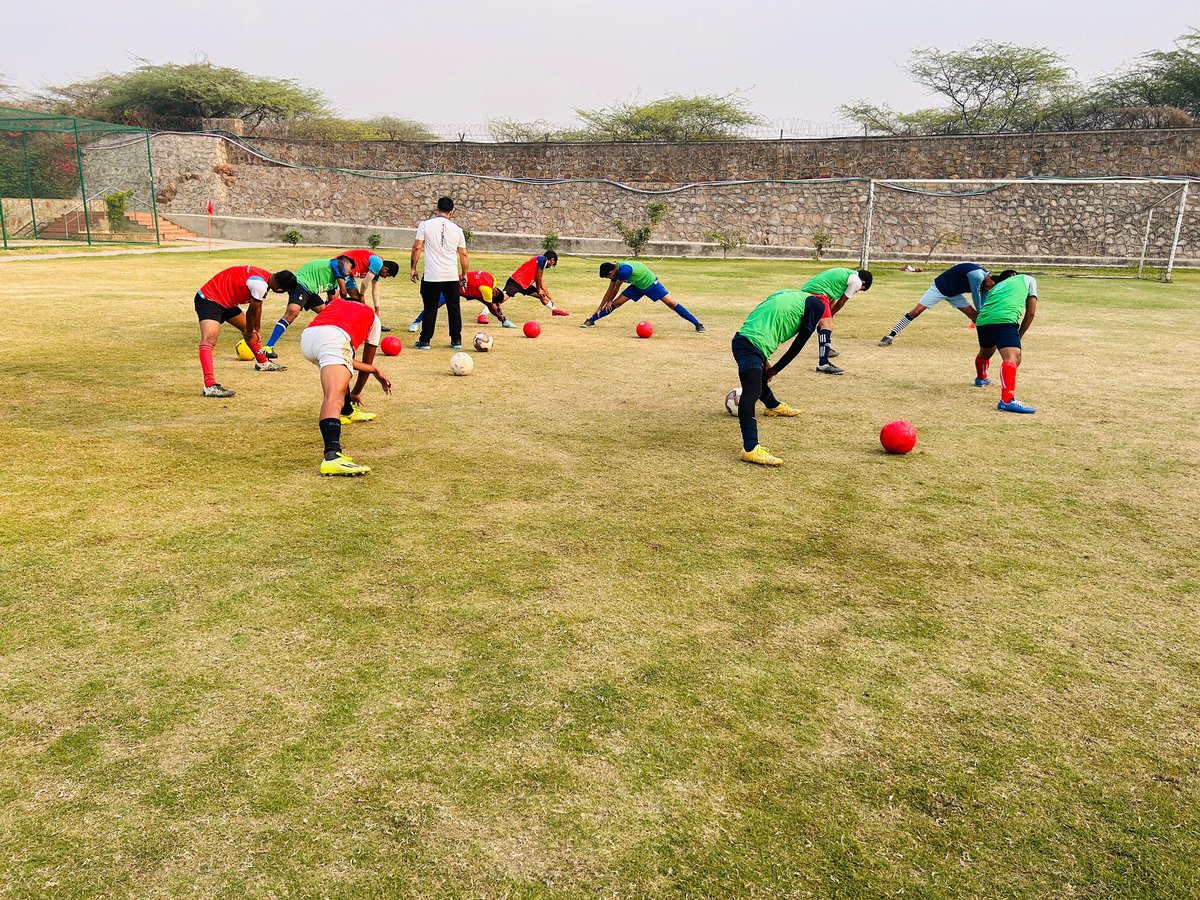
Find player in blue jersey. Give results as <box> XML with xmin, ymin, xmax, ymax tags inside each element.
<box><xmin>878</xmin><ymin>262</ymin><xmax>995</xmax><ymax>346</ymax></box>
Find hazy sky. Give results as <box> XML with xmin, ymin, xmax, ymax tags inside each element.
<box><xmin>2</xmin><ymin>0</ymin><xmax>1195</xmax><ymax>131</ymax></box>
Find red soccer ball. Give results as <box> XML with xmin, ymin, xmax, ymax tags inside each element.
<box><xmin>380</xmin><ymin>335</ymin><xmax>402</xmax><ymax>356</ymax></box>
<box><xmin>636</xmin><ymin>321</ymin><xmax>654</xmax><ymax>338</ymax></box>
<box><xmin>477</xmin><ymin>313</ymin><xmax>489</xmax><ymax>324</ymax></box>
<box><xmin>523</xmin><ymin>321</ymin><xmax>541</xmax><ymax>338</ymax></box>
<box><xmin>880</xmin><ymin>420</ymin><xmax>918</xmax><ymax>454</ymax></box>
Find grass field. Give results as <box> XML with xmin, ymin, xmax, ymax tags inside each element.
<box><xmin>1</xmin><ymin>248</ymin><xmax>1198</xmax><ymax>898</ymax></box>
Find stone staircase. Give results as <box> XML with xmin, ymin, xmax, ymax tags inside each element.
<box><xmin>32</xmin><ymin>209</ymin><xmax>199</xmax><ymax>241</ymax></box>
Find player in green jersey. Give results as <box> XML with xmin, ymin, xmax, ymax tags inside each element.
<box><xmin>581</xmin><ymin>261</ymin><xmax>705</xmax><ymax>332</ymax></box>
<box><xmin>973</xmin><ymin>270</ymin><xmax>1038</xmax><ymax>413</ymax></box>
<box><xmin>262</xmin><ymin>255</ymin><xmax>355</xmax><ymax>359</ymax></box>
<box><xmin>800</xmin><ymin>267</ymin><xmax>872</xmax><ymax>373</ymax></box>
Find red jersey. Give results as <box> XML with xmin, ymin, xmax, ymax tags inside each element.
<box><xmin>461</xmin><ymin>270</ymin><xmax>496</xmax><ymax>301</ymax></box>
<box><xmin>511</xmin><ymin>255</ymin><xmax>547</xmax><ymax>289</ymax></box>
<box><xmin>309</xmin><ymin>299</ymin><xmax>381</xmax><ymax>350</ymax></box>
<box><xmin>338</xmin><ymin>249</ymin><xmax>377</xmax><ymax>278</ymax></box>
<box><xmin>200</xmin><ymin>266</ymin><xmax>272</xmax><ymax>308</ymax></box>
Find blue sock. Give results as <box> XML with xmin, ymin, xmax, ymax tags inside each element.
<box><xmin>267</xmin><ymin>317</ymin><xmax>289</xmax><ymax>348</ymax></box>
<box><xmin>414</xmin><ymin>310</ymin><xmax>424</xmax><ymax>324</ymax></box>
<box><xmin>671</xmin><ymin>303</ymin><xmax>701</xmax><ymax>328</ymax></box>
<box><xmin>818</xmin><ymin>329</ymin><xmax>832</xmax><ymax>365</ymax></box>
<box><xmin>592</xmin><ymin>305</ymin><xmax>617</xmax><ymax>322</ymax></box>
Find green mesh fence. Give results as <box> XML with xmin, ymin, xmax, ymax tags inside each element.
<box><xmin>0</xmin><ymin>106</ymin><xmax>159</xmax><ymax>248</ymax></box>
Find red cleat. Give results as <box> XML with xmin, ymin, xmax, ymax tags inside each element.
<box><xmin>551</xmin><ymin>308</ymin><xmax>570</xmax><ymax>316</ymax></box>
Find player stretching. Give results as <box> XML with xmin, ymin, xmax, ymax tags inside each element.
<box><xmin>300</xmin><ymin>298</ymin><xmax>393</xmax><ymax>476</ymax></box>
<box><xmin>581</xmin><ymin>261</ymin><xmax>705</xmax><ymax>332</ymax></box>
<box><xmin>799</xmin><ymin>267</ymin><xmax>872</xmax><ymax>372</ymax></box>
<box><xmin>408</xmin><ymin>271</ymin><xmax>517</xmax><ymax>331</ymax></box>
<box><xmin>502</xmin><ymin>251</ymin><xmax>567</xmax><ymax>315</ymax></box>
<box><xmin>879</xmin><ymin>262</ymin><xmax>990</xmax><ymax>345</ymax></box>
<box><xmin>338</xmin><ymin>249</ymin><xmax>400</xmax><ymax>323</ymax></box>
<box><xmin>973</xmin><ymin>270</ymin><xmax>1037</xmax><ymax>414</ymax></box>
<box><xmin>263</xmin><ymin>256</ymin><xmax>355</xmax><ymax>358</ymax></box>
<box><xmin>194</xmin><ymin>265</ymin><xmax>294</xmax><ymax>397</ymax></box>
<box><xmin>731</xmin><ymin>290</ymin><xmax>829</xmax><ymax>465</ymax></box>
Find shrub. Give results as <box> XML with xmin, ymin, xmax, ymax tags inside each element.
<box><xmin>367</xmin><ymin>233</ymin><xmax>382</xmax><ymax>250</ymax></box>
<box><xmin>702</xmin><ymin>228</ymin><xmax>746</xmax><ymax>259</ymax></box>
<box><xmin>812</xmin><ymin>229</ymin><xmax>833</xmax><ymax>260</ymax></box>
<box><xmin>614</xmin><ymin>202</ymin><xmax>669</xmax><ymax>257</ymax></box>
<box><xmin>104</xmin><ymin>191</ymin><xmax>133</xmax><ymax>231</ymax></box>
<box><xmin>282</xmin><ymin>228</ymin><xmax>302</xmax><ymax>246</ymax></box>
<box><xmin>462</xmin><ymin>227</ymin><xmax>473</xmax><ymax>246</ymax></box>
<box><xmin>542</xmin><ymin>228</ymin><xmax>560</xmax><ymax>253</ymax></box>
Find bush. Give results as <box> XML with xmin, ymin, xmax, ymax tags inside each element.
<box><xmin>462</xmin><ymin>227</ymin><xmax>473</xmax><ymax>246</ymax></box>
<box><xmin>702</xmin><ymin>228</ymin><xmax>746</xmax><ymax>259</ymax></box>
<box><xmin>542</xmin><ymin>229</ymin><xmax>560</xmax><ymax>253</ymax></box>
<box><xmin>367</xmin><ymin>233</ymin><xmax>382</xmax><ymax>250</ymax></box>
<box><xmin>282</xmin><ymin>228</ymin><xmax>302</xmax><ymax>246</ymax></box>
<box><xmin>812</xmin><ymin>229</ymin><xmax>833</xmax><ymax>260</ymax></box>
<box><xmin>614</xmin><ymin>202</ymin><xmax>669</xmax><ymax>257</ymax></box>
<box><xmin>104</xmin><ymin>191</ymin><xmax>133</xmax><ymax>231</ymax></box>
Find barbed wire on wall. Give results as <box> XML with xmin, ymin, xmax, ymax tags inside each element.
<box><xmin>420</xmin><ymin>119</ymin><xmax>863</xmax><ymax>142</ymax></box>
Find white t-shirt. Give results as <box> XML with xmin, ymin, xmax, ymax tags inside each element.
<box><xmin>415</xmin><ymin>215</ymin><xmax>466</xmax><ymax>282</ymax></box>
<box><xmin>843</xmin><ymin>273</ymin><xmax>863</xmax><ymax>299</ymax></box>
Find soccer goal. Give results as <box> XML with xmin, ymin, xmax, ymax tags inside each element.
<box><xmin>861</xmin><ymin>178</ymin><xmax>1196</xmax><ymax>280</ymax></box>
<box><xmin>0</xmin><ymin>106</ymin><xmax>161</xmax><ymax>248</ymax></box>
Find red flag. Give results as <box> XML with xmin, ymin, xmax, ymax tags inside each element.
<box><xmin>207</xmin><ymin>200</ymin><xmax>214</xmax><ymax>215</ymax></box>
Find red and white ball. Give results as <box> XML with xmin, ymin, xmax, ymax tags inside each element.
<box><xmin>473</xmin><ymin>332</ymin><xmax>493</xmax><ymax>352</ymax></box>
<box><xmin>725</xmin><ymin>388</ymin><xmax>742</xmax><ymax>416</ymax></box>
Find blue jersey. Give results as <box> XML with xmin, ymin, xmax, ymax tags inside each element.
<box><xmin>934</xmin><ymin>263</ymin><xmax>988</xmax><ymax>308</ymax></box>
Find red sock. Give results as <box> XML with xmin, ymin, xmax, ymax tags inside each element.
<box><xmin>1001</xmin><ymin>362</ymin><xmax>1017</xmax><ymax>403</ymax></box>
<box><xmin>975</xmin><ymin>356</ymin><xmax>990</xmax><ymax>380</ymax></box>
<box><xmin>198</xmin><ymin>344</ymin><xmax>216</xmax><ymax>388</ymax></box>
<box><xmin>247</xmin><ymin>336</ymin><xmax>267</xmax><ymax>364</ymax></box>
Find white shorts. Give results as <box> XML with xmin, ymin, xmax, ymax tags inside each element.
<box><xmin>918</xmin><ymin>285</ymin><xmax>972</xmax><ymax>309</ymax></box>
<box><xmin>300</xmin><ymin>324</ymin><xmax>354</xmax><ymax>373</ymax></box>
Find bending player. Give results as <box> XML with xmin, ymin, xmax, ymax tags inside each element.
<box><xmin>408</xmin><ymin>270</ymin><xmax>517</xmax><ymax>331</ymax></box>
<box><xmin>502</xmin><ymin>251</ymin><xmax>567</xmax><ymax>315</ymax></box>
<box><xmin>194</xmin><ymin>264</ymin><xmax>294</xmax><ymax>397</ymax></box>
<box><xmin>879</xmin><ymin>262</ymin><xmax>990</xmax><ymax>345</ymax></box>
<box><xmin>300</xmin><ymin>297</ymin><xmax>393</xmax><ymax>476</ymax></box>
<box><xmin>800</xmin><ymin>266</ymin><xmax>873</xmax><ymax>372</ymax></box>
<box><xmin>263</xmin><ymin>255</ymin><xmax>355</xmax><ymax>358</ymax></box>
<box><xmin>338</xmin><ymin>248</ymin><xmax>401</xmax><ymax>324</ymax></box>
<box><xmin>581</xmin><ymin>261</ymin><xmax>705</xmax><ymax>332</ymax></box>
<box><xmin>730</xmin><ymin>289</ymin><xmax>829</xmax><ymax>465</ymax></box>
<box><xmin>973</xmin><ymin>270</ymin><xmax>1038</xmax><ymax>414</ymax></box>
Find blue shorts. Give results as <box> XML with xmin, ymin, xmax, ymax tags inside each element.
<box><xmin>976</xmin><ymin>322</ymin><xmax>1021</xmax><ymax>350</ymax></box>
<box><xmin>622</xmin><ymin>280</ymin><xmax>669</xmax><ymax>302</ymax></box>
<box><xmin>732</xmin><ymin>333</ymin><xmax>767</xmax><ymax>373</ymax></box>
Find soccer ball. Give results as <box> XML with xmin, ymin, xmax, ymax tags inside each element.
<box><xmin>636</xmin><ymin>321</ymin><xmax>654</xmax><ymax>338</ymax></box>
<box><xmin>380</xmin><ymin>335</ymin><xmax>402</xmax><ymax>356</ymax></box>
<box><xmin>523</xmin><ymin>321</ymin><xmax>541</xmax><ymax>338</ymax></box>
<box><xmin>473</xmin><ymin>332</ymin><xmax>493</xmax><ymax>352</ymax></box>
<box><xmin>450</xmin><ymin>351</ymin><xmax>474</xmax><ymax>376</ymax></box>
<box><xmin>880</xmin><ymin>420</ymin><xmax>918</xmax><ymax>454</ymax></box>
<box><xmin>235</xmin><ymin>339</ymin><xmax>254</xmax><ymax>361</ymax></box>
<box><xmin>725</xmin><ymin>388</ymin><xmax>742</xmax><ymax>416</ymax></box>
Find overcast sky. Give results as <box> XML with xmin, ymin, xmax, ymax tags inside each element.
<box><xmin>2</xmin><ymin>0</ymin><xmax>1196</xmax><ymax>132</ymax></box>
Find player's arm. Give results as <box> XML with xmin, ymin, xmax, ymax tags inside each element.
<box><xmin>361</xmin><ymin>273</ymin><xmax>380</xmax><ymax>312</ymax></box>
<box><xmin>968</xmin><ymin>269</ymin><xmax>986</xmax><ymax>310</ymax></box>
<box><xmin>1019</xmin><ymin>296</ymin><xmax>1037</xmax><ymax>336</ymax></box>
<box><xmin>457</xmin><ymin>246</ymin><xmax>469</xmax><ymax>278</ymax></box>
<box><xmin>766</xmin><ymin>330</ymin><xmax>811</xmax><ymax>377</ymax></box>
<box><xmin>599</xmin><ymin>277</ymin><xmax>621</xmax><ymax>310</ymax></box>
<box><xmin>535</xmin><ymin>268</ymin><xmax>552</xmax><ymax>300</ymax></box>
<box><xmin>409</xmin><ymin>240</ymin><xmax>424</xmax><ymax>283</ymax></box>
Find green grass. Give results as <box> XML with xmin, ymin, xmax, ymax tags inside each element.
<box><xmin>1</xmin><ymin>249</ymin><xmax>1198</xmax><ymax>898</ymax></box>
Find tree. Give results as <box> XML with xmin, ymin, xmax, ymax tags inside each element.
<box><xmin>702</xmin><ymin>228</ymin><xmax>746</xmax><ymax>259</ymax></box>
<box><xmin>1096</xmin><ymin>29</ymin><xmax>1200</xmax><ymax>119</ymax></box>
<box><xmin>841</xmin><ymin>42</ymin><xmax>1077</xmax><ymax>134</ymax></box>
<box><xmin>487</xmin><ymin>118</ymin><xmax>587</xmax><ymax>142</ymax></box>
<box><xmin>42</xmin><ymin>62</ymin><xmax>327</xmax><ymax>130</ymax></box>
<box><xmin>279</xmin><ymin>116</ymin><xmax>434</xmax><ymax>141</ymax></box>
<box><xmin>614</xmin><ymin>201</ymin><xmax>668</xmax><ymax>257</ymax></box>
<box><xmin>578</xmin><ymin>93</ymin><xmax>761</xmax><ymax>141</ymax></box>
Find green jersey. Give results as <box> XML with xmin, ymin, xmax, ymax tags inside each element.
<box><xmin>976</xmin><ymin>275</ymin><xmax>1037</xmax><ymax>326</ymax></box>
<box><xmin>801</xmin><ymin>267</ymin><xmax>856</xmax><ymax>300</ymax></box>
<box><xmin>619</xmin><ymin>260</ymin><xmax>657</xmax><ymax>289</ymax></box>
<box><xmin>296</xmin><ymin>258</ymin><xmax>339</xmax><ymax>295</ymax></box>
<box><xmin>738</xmin><ymin>290</ymin><xmax>811</xmax><ymax>359</ymax></box>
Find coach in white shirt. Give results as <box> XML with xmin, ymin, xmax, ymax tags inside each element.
<box><xmin>410</xmin><ymin>196</ymin><xmax>469</xmax><ymax>349</ymax></box>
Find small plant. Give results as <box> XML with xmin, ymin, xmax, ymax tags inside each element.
<box><xmin>282</xmin><ymin>228</ymin><xmax>302</xmax><ymax>246</ymax></box>
<box><xmin>104</xmin><ymin>191</ymin><xmax>133</xmax><ymax>231</ymax></box>
<box><xmin>367</xmin><ymin>233</ymin><xmax>382</xmax><ymax>250</ymax></box>
<box><xmin>702</xmin><ymin>227</ymin><xmax>746</xmax><ymax>259</ymax></box>
<box><xmin>924</xmin><ymin>229</ymin><xmax>961</xmax><ymax>264</ymax></box>
<box><xmin>462</xmin><ymin>227</ymin><xmax>473</xmax><ymax>246</ymax></box>
<box><xmin>542</xmin><ymin>228</ymin><xmax>560</xmax><ymax>253</ymax></box>
<box><xmin>614</xmin><ymin>201</ymin><xmax>669</xmax><ymax>257</ymax></box>
<box><xmin>812</xmin><ymin>229</ymin><xmax>833</xmax><ymax>260</ymax></box>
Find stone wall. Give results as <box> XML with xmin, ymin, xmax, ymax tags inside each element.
<box><xmin>140</xmin><ymin>130</ymin><xmax>1199</xmax><ymax>265</ymax></box>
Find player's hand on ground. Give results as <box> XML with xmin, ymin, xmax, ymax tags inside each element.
<box><xmin>349</xmin><ymin>391</ymin><xmax>364</xmax><ymax>407</ymax></box>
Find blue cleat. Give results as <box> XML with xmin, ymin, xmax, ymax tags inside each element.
<box><xmin>974</xmin><ymin>377</ymin><xmax>991</xmax><ymax>387</ymax></box>
<box><xmin>997</xmin><ymin>399</ymin><xmax>1036</xmax><ymax>414</ymax></box>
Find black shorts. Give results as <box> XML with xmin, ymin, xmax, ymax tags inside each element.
<box><xmin>289</xmin><ymin>286</ymin><xmax>324</xmax><ymax>311</ymax></box>
<box><xmin>194</xmin><ymin>293</ymin><xmax>242</xmax><ymax>323</ymax></box>
<box><xmin>504</xmin><ymin>277</ymin><xmax>538</xmax><ymax>297</ymax></box>
<box><xmin>976</xmin><ymin>322</ymin><xmax>1021</xmax><ymax>350</ymax></box>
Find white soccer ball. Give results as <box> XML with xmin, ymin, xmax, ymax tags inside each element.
<box><xmin>450</xmin><ymin>351</ymin><xmax>474</xmax><ymax>376</ymax></box>
<box><xmin>473</xmin><ymin>332</ymin><xmax>493</xmax><ymax>352</ymax></box>
<box><xmin>725</xmin><ymin>388</ymin><xmax>742</xmax><ymax>416</ymax></box>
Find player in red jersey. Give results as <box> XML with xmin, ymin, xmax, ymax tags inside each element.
<box><xmin>337</xmin><ymin>249</ymin><xmax>400</xmax><ymax>321</ymax></box>
<box><xmin>407</xmin><ymin>270</ymin><xmax>516</xmax><ymax>330</ymax></box>
<box><xmin>502</xmin><ymin>251</ymin><xmax>567</xmax><ymax>315</ymax></box>
<box><xmin>194</xmin><ymin>265</ymin><xmax>295</xmax><ymax>397</ymax></box>
<box><xmin>300</xmin><ymin>298</ymin><xmax>393</xmax><ymax>476</ymax></box>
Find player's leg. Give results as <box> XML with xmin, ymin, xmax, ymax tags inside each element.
<box><xmin>815</xmin><ymin>297</ymin><xmax>843</xmax><ymax>374</ymax></box>
<box><xmin>416</xmin><ymin>280</ymin><xmax>440</xmax><ymax>348</ymax></box>
<box><xmin>535</xmin><ymin>287</ymin><xmax>568</xmax><ymax>315</ymax></box>
<box><xmin>657</xmin><ymin>286</ymin><xmax>705</xmax><ymax>333</ymax></box>
<box><xmin>196</xmin><ymin>306</ymin><xmax>231</xmax><ymax>396</ymax></box>
<box><xmin>880</xmin><ymin>290</ymin><xmax>936</xmax><ymax>345</ymax></box>
<box><xmin>301</xmin><ymin>326</ymin><xmax>371</xmax><ymax>475</ymax></box>
<box><xmin>949</xmin><ymin>294</ymin><xmax>979</xmax><ymax>322</ymax></box>
<box><xmin>732</xmin><ymin>336</ymin><xmax>782</xmax><ymax>465</ymax></box>
<box><xmin>226</xmin><ymin>310</ymin><xmax>285</xmax><ymax>372</ymax></box>
<box><xmin>974</xmin><ymin>323</ymin><xmax>997</xmax><ymax>387</ymax></box>
<box><xmin>410</xmin><ymin>296</ymin><xmax>446</xmax><ymax>332</ymax></box>
<box><xmin>444</xmin><ymin>282</ymin><xmax>463</xmax><ymax>349</ymax></box>
<box><xmin>264</xmin><ymin>302</ymin><xmax>305</xmax><ymax>357</ymax></box>
<box><xmin>995</xmin><ymin>335</ymin><xmax>1033</xmax><ymax>413</ymax></box>
<box><xmin>581</xmin><ymin>293</ymin><xmax>632</xmax><ymax>327</ymax></box>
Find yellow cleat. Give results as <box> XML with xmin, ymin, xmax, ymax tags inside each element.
<box><xmin>763</xmin><ymin>402</ymin><xmax>800</xmax><ymax>417</ymax></box>
<box><xmin>340</xmin><ymin>406</ymin><xmax>377</xmax><ymax>424</ymax></box>
<box><xmin>320</xmin><ymin>453</ymin><xmax>372</xmax><ymax>476</ymax></box>
<box><xmin>741</xmin><ymin>445</ymin><xmax>783</xmax><ymax>466</ymax></box>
